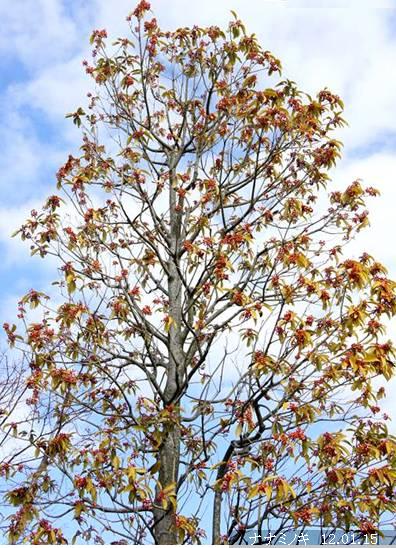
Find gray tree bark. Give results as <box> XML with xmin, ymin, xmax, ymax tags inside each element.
<box><xmin>153</xmin><ymin>165</ymin><xmax>183</xmax><ymax>544</ymax></box>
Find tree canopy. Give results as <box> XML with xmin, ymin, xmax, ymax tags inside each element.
<box><xmin>2</xmin><ymin>1</ymin><xmax>396</xmax><ymax>544</ymax></box>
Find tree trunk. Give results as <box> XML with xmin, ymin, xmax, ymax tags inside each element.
<box><xmin>153</xmin><ymin>424</ymin><xmax>181</xmax><ymax>544</ymax></box>
<box><xmin>153</xmin><ymin>167</ymin><xmax>183</xmax><ymax>544</ymax></box>
<box><xmin>212</xmin><ymin>490</ymin><xmax>222</xmax><ymax>544</ymax></box>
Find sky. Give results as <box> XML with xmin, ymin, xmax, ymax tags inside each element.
<box><xmin>1</xmin><ymin>0</ymin><xmax>396</xmax><ymax>424</ymax></box>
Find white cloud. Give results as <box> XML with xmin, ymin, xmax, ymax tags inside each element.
<box><xmin>334</xmin><ymin>152</ymin><xmax>396</xmax><ymax>266</ymax></box>
<box><xmin>0</xmin><ymin>0</ymin><xmax>81</xmax><ymax>70</ymax></box>
<box><xmin>19</xmin><ymin>56</ymin><xmax>91</xmax><ymax>140</ymax></box>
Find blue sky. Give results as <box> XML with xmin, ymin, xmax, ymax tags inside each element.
<box><xmin>1</xmin><ymin>0</ymin><xmax>396</xmax><ymax>422</ymax></box>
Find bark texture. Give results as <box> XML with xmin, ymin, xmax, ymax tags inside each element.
<box><xmin>153</xmin><ymin>167</ymin><xmax>183</xmax><ymax>544</ymax></box>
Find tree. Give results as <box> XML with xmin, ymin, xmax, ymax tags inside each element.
<box><xmin>2</xmin><ymin>1</ymin><xmax>396</xmax><ymax>544</ymax></box>
<box><xmin>0</xmin><ymin>352</ymin><xmax>29</xmax><ymax>528</ymax></box>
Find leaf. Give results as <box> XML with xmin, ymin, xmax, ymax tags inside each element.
<box><xmin>74</xmin><ymin>501</ymin><xmax>85</xmax><ymax>518</ymax></box>
<box><xmin>164</xmin><ymin>315</ymin><xmax>174</xmax><ymax>333</ymax></box>
<box><xmin>264</xmin><ymin>484</ymin><xmax>272</xmax><ymax>500</ymax></box>
<box><xmin>112</xmin><ymin>455</ymin><xmax>120</xmax><ymax>471</ymax></box>
<box><xmin>149</xmin><ymin>460</ymin><xmax>161</xmax><ymax>475</ymax></box>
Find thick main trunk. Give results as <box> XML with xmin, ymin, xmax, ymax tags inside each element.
<box><xmin>212</xmin><ymin>445</ymin><xmax>234</xmax><ymax>543</ymax></box>
<box><xmin>212</xmin><ymin>491</ymin><xmax>222</xmax><ymax>544</ymax></box>
<box><xmin>153</xmin><ymin>423</ymin><xmax>181</xmax><ymax>544</ymax></box>
<box><xmin>153</xmin><ymin>173</ymin><xmax>183</xmax><ymax>544</ymax></box>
